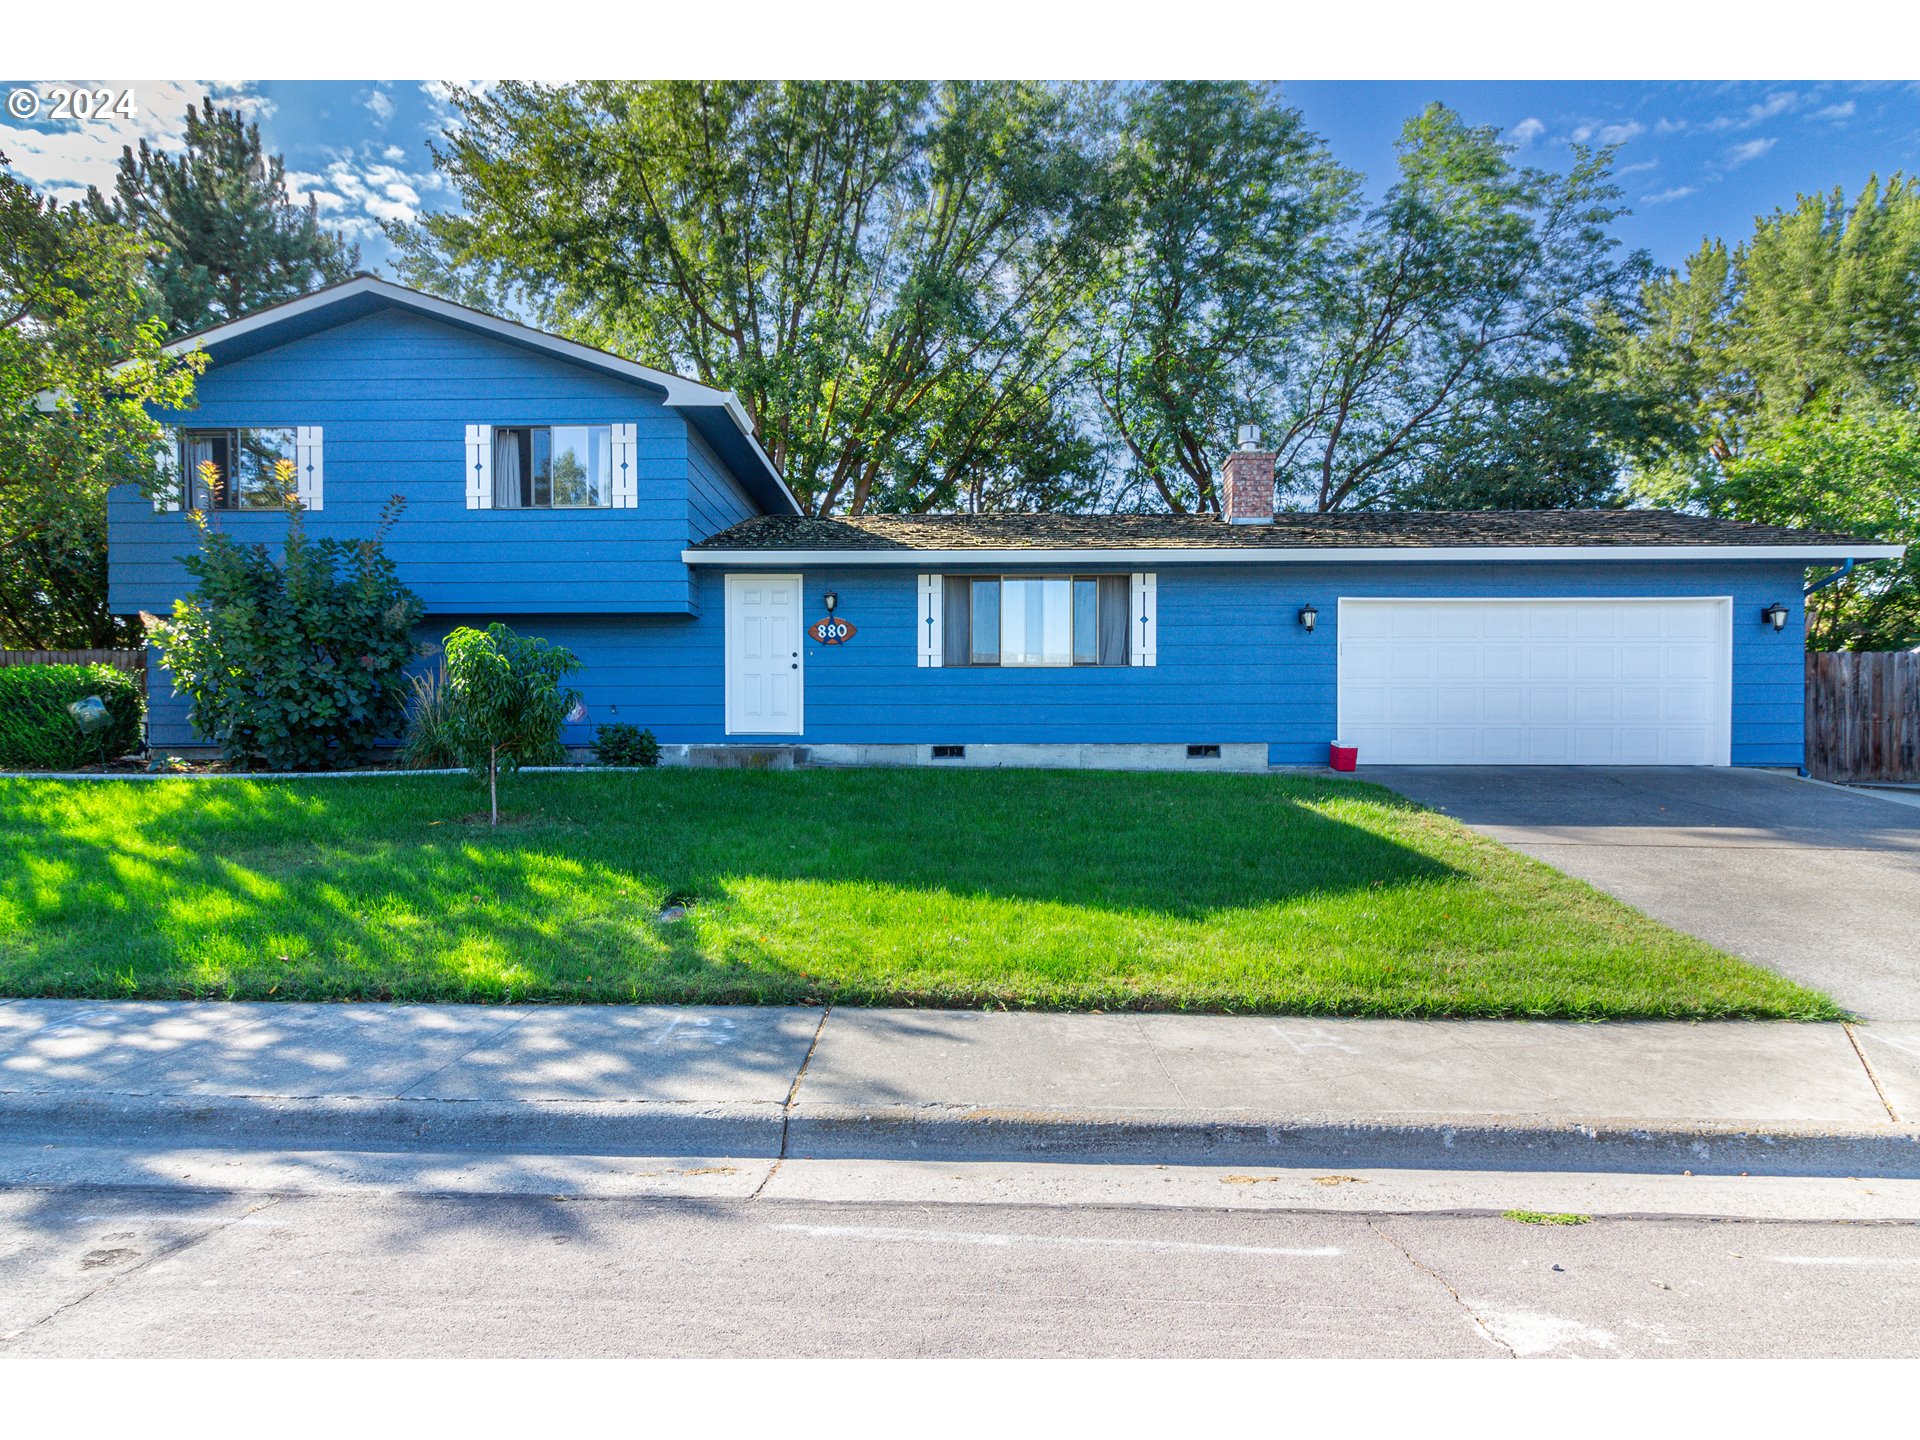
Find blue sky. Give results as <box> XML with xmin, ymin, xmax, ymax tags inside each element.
<box><xmin>3</xmin><ymin>79</ymin><xmax>1916</xmax><ymax>274</ymax></box>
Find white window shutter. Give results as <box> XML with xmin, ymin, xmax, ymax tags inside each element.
<box><xmin>152</xmin><ymin>427</ymin><xmax>181</xmax><ymax>512</ymax></box>
<box><xmin>1130</xmin><ymin>572</ymin><xmax>1157</xmax><ymax>667</ymax></box>
<box><xmin>465</xmin><ymin>424</ymin><xmax>493</xmax><ymax>509</ymax></box>
<box><xmin>918</xmin><ymin>573</ymin><xmax>943</xmax><ymax>667</ymax></box>
<box><xmin>295</xmin><ymin>426</ymin><xmax>324</xmax><ymax>511</ymax></box>
<box><xmin>610</xmin><ymin>423</ymin><xmax>638</xmax><ymax>508</ymax></box>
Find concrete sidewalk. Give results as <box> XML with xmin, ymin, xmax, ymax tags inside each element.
<box><xmin>2</xmin><ymin>1000</ymin><xmax>1917</xmax><ymax>1176</ymax></box>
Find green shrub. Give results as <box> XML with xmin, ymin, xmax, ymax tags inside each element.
<box><xmin>442</xmin><ymin>622</ymin><xmax>581</xmax><ymax>823</ymax></box>
<box><xmin>399</xmin><ymin>661</ymin><xmax>460</xmax><ymax>770</ymax></box>
<box><xmin>151</xmin><ymin>498</ymin><xmax>425</xmax><ymax>771</ymax></box>
<box><xmin>591</xmin><ymin>722</ymin><xmax>660</xmax><ymax>767</ymax></box>
<box><xmin>0</xmin><ymin>664</ymin><xmax>143</xmax><ymax>769</ymax></box>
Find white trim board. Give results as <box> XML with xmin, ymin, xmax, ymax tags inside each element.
<box><xmin>684</xmin><ymin>543</ymin><xmax>1903</xmax><ymax>567</ymax></box>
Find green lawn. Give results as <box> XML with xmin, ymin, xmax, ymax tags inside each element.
<box><xmin>0</xmin><ymin>768</ymin><xmax>1839</xmax><ymax>1019</ymax></box>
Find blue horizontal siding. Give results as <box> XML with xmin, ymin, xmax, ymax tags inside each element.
<box><xmin>107</xmin><ymin>307</ymin><xmax>773</xmax><ymax>618</ymax></box>
<box><xmin>145</xmin><ymin>559</ymin><xmax>1811</xmax><ymax>764</ymax></box>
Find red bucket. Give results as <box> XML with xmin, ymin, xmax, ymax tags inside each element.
<box><xmin>1329</xmin><ymin>743</ymin><xmax>1358</xmax><ymax>773</ymax></box>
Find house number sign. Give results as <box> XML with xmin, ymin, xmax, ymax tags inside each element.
<box><xmin>809</xmin><ymin>616</ymin><xmax>857</xmax><ymax>644</ymax></box>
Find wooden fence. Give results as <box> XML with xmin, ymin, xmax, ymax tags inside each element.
<box><xmin>1805</xmin><ymin>651</ymin><xmax>1920</xmax><ymax>784</ymax></box>
<box><xmin>0</xmin><ymin>648</ymin><xmax>148</xmax><ymax>689</ymax></box>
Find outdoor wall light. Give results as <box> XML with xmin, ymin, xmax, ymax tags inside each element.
<box><xmin>1297</xmin><ymin>603</ymin><xmax>1319</xmax><ymax>633</ymax></box>
<box><xmin>823</xmin><ymin>592</ymin><xmax>838</xmax><ymax>613</ymax></box>
<box><xmin>1762</xmin><ymin>602</ymin><xmax>1789</xmax><ymax>632</ymax></box>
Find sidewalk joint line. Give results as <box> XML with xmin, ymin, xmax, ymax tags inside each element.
<box><xmin>752</xmin><ymin>1006</ymin><xmax>830</xmax><ymax>1200</ymax></box>
<box><xmin>391</xmin><ymin>1010</ymin><xmax>532</xmax><ymax>1099</ymax></box>
<box><xmin>1843</xmin><ymin>1023</ymin><xmax>1901</xmax><ymax>1123</ymax></box>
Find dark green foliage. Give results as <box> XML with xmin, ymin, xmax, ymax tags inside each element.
<box><xmin>152</xmin><ymin>499</ymin><xmax>425</xmax><ymax>770</ymax></box>
<box><xmin>87</xmin><ymin>99</ymin><xmax>359</xmax><ymax>336</ymax></box>
<box><xmin>591</xmin><ymin>723</ymin><xmax>660</xmax><ymax>767</ymax></box>
<box><xmin>395</xmin><ymin>81</ymin><xmax>1116</xmax><ymax>516</ymax></box>
<box><xmin>0</xmin><ymin>664</ymin><xmax>143</xmax><ymax>770</ymax></box>
<box><xmin>1603</xmin><ymin>175</ymin><xmax>1920</xmax><ymax>649</ymax></box>
<box><xmin>1</xmin><ymin>158</ymin><xmax>203</xmax><ymax>649</ymax></box>
<box><xmin>441</xmin><ymin>622</ymin><xmax>581</xmax><ymax>822</ymax></box>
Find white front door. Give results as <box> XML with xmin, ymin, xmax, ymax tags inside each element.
<box><xmin>1337</xmin><ymin>597</ymin><xmax>1733</xmax><ymax>766</ymax></box>
<box><xmin>725</xmin><ymin>573</ymin><xmax>804</xmax><ymax>734</ymax></box>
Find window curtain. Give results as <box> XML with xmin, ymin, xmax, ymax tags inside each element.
<box><xmin>942</xmin><ymin>576</ymin><xmax>971</xmax><ymax>667</ymax></box>
<box><xmin>186</xmin><ymin>435</ymin><xmax>219</xmax><ymax>509</ymax></box>
<box><xmin>492</xmin><ymin>430</ymin><xmax>523</xmax><ymax>508</ymax></box>
<box><xmin>1098</xmin><ymin>575</ymin><xmax>1129</xmax><ymax>666</ymax></box>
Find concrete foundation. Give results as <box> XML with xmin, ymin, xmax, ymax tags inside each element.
<box><xmin>806</xmin><ymin>742</ymin><xmax>1271</xmax><ymax>774</ymax></box>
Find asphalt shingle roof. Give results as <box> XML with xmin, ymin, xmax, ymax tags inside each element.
<box><xmin>691</xmin><ymin>509</ymin><xmax>1873</xmax><ymax>552</ymax></box>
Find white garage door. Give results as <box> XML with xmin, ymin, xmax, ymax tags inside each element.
<box><xmin>1337</xmin><ymin>598</ymin><xmax>1732</xmax><ymax>766</ymax></box>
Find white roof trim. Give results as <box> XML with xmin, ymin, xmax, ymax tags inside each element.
<box><xmin>151</xmin><ymin>276</ymin><xmax>803</xmax><ymax>513</ymax></box>
<box><xmin>160</xmin><ymin>276</ymin><xmax>725</xmax><ymax>404</ymax></box>
<box><xmin>683</xmin><ymin>543</ymin><xmax>1906</xmax><ymax>566</ymax></box>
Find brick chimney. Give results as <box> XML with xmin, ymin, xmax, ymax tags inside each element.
<box><xmin>1219</xmin><ymin>424</ymin><xmax>1275</xmax><ymax>524</ymax></box>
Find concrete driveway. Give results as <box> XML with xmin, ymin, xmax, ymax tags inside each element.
<box><xmin>1366</xmin><ymin>767</ymin><xmax>1920</xmax><ymax>1022</ymax></box>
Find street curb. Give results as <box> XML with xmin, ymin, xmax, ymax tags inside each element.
<box><xmin>4</xmin><ymin>1092</ymin><xmax>1919</xmax><ymax>1178</ymax></box>
<box><xmin>785</xmin><ymin>1105</ymin><xmax>1920</xmax><ymax>1177</ymax></box>
<box><xmin>0</xmin><ymin>1094</ymin><xmax>787</xmax><ymax>1159</ymax></box>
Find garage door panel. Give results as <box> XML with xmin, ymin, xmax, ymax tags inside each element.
<box><xmin>1482</xmin><ymin>646</ymin><xmax>1525</xmax><ymax>681</ymax></box>
<box><xmin>1338</xmin><ymin>599</ymin><xmax>1729</xmax><ymax>767</ymax></box>
<box><xmin>1620</xmin><ymin>645</ymin><xmax>1664</xmax><ymax>680</ymax></box>
<box><xmin>1573</xmin><ymin>688</ymin><xmax>1617</xmax><ymax>723</ymax></box>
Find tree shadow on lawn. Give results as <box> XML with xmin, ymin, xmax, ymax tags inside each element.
<box><xmin>0</xmin><ymin>769</ymin><xmax>1483</xmax><ymax>1004</ymax></box>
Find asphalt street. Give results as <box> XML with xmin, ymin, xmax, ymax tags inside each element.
<box><xmin>3</xmin><ymin>1182</ymin><xmax>1916</xmax><ymax>1358</ymax></box>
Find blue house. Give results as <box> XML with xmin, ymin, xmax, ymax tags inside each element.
<box><xmin>108</xmin><ymin>276</ymin><xmax>1903</xmax><ymax>771</ymax></box>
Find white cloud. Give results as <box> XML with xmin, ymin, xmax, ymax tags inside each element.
<box><xmin>285</xmin><ymin>149</ymin><xmax>449</xmax><ymax>240</ymax></box>
<box><xmin>1725</xmin><ymin>137</ymin><xmax>1776</xmax><ymax>166</ymax></box>
<box><xmin>1708</xmin><ymin>90</ymin><xmax>1801</xmax><ymax>131</ymax></box>
<box><xmin>0</xmin><ymin>79</ymin><xmax>268</xmax><ymax>202</ymax></box>
<box><xmin>1570</xmin><ymin>119</ymin><xmax>1644</xmax><ymax>147</ymax></box>
<box><xmin>1811</xmin><ymin>101</ymin><xmax>1856</xmax><ymax>121</ymax></box>
<box><xmin>420</xmin><ymin>80</ymin><xmax>494</xmax><ymax>135</ymax></box>
<box><xmin>1654</xmin><ymin>117</ymin><xmax>1688</xmax><ymax>134</ymax></box>
<box><xmin>1641</xmin><ymin>186</ymin><xmax>1696</xmax><ymax>205</ymax></box>
<box><xmin>364</xmin><ymin>88</ymin><xmax>395</xmax><ymax>125</ymax></box>
<box><xmin>1615</xmin><ymin>159</ymin><xmax>1659</xmax><ymax>177</ymax></box>
<box><xmin>1509</xmin><ymin>116</ymin><xmax>1545</xmax><ymax>146</ymax></box>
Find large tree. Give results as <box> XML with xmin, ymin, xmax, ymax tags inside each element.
<box><xmin>1604</xmin><ymin>175</ymin><xmax>1920</xmax><ymax>648</ymax></box>
<box><xmin>1269</xmin><ymin>105</ymin><xmax>1649</xmax><ymax>513</ymax></box>
<box><xmin>89</xmin><ymin>100</ymin><xmax>359</xmax><ymax>337</ymax></box>
<box><xmin>0</xmin><ymin>155</ymin><xmax>202</xmax><ymax>648</ymax></box>
<box><xmin>1085</xmin><ymin>82</ymin><xmax>1354</xmax><ymax>514</ymax></box>
<box><xmin>394</xmin><ymin>81</ymin><xmax>1118</xmax><ymax>515</ymax></box>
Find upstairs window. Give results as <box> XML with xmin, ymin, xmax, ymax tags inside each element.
<box><xmin>941</xmin><ymin>575</ymin><xmax>1130</xmax><ymax>667</ymax></box>
<box><xmin>181</xmin><ymin>427</ymin><xmax>298</xmax><ymax>510</ymax></box>
<box><xmin>490</xmin><ymin>425</ymin><xmax>613</xmax><ymax>508</ymax></box>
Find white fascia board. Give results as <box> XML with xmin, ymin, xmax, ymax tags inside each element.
<box><xmin>682</xmin><ymin>543</ymin><xmax>1907</xmax><ymax>566</ymax></box>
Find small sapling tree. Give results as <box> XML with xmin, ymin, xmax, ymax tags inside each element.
<box><xmin>442</xmin><ymin>622</ymin><xmax>581</xmax><ymax>824</ymax></box>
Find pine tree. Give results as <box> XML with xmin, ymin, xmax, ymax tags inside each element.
<box><xmin>89</xmin><ymin>99</ymin><xmax>359</xmax><ymax>336</ymax></box>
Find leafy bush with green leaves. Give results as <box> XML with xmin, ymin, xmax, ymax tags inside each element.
<box><xmin>150</xmin><ymin>497</ymin><xmax>425</xmax><ymax>770</ymax></box>
<box><xmin>0</xmin><ymin>663</ymin><xmax>143</xmax><ymax>769</ymax></box>
<box><xmin>591</xmin><ymin>722</ymin><xmax>660</xmax><ymax>767</ymax></box>
<box><xmin>442</xmin><ymin>622</ymin><xmax>581</xmax><ymax>823</ymax></box>
<box><xmin>399</xmin><ymin>660</ymin><xmax>460</xmax><ymax>770</ymax></box>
